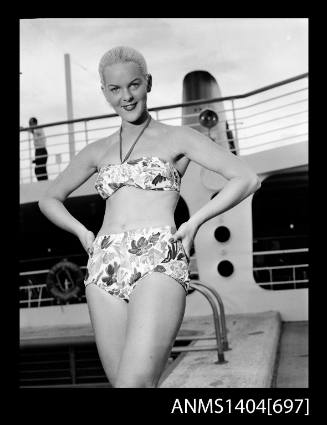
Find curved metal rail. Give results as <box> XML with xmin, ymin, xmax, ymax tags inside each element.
<box><xmin>190</xmin><ymin>280</ymin><xmax>230</xmax><ymax>351</ymax></box>
<box><xmin>172</xmin><ymin>280</ymin><xmax>229</xmax><ymax>364</ymax></box>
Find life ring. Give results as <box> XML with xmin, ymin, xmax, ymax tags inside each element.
<box><xmin>46</xmin><ymin>259</ymin><xmax>84</xmax><ymax>302</ymax></box>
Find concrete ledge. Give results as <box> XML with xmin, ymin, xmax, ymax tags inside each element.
<box><xmin>160</xmin><ymin>310</ymin><xmax>281</xmax><ymax>388</ymax></box>
<box><xmin>20</xmin><ymin>324</ymin><xmax>95</xmax><ymax>347</ymax></box>
<box><xmin>20</xmin><ymin>310</ymin><xmax>282</xmax><ymax>388</ymax></box>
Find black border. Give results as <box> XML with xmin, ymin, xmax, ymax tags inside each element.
<box><xmin>13</xmin><ymin>17</ymin><xmax>315</xmax><ymax>419</ymax></box>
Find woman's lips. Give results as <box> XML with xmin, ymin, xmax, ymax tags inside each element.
<box><xmin>122</xmin><ymin>103</ymin><xmax>137</xmax><ymax>111</ymax></box>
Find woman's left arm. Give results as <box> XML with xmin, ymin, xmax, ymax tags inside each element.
<box><xmin>172</xmin><ymin>126</ymin><xmax>261</xmax><ymax>250</ymax></box>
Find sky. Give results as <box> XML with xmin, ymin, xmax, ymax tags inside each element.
<box><xmin>20</xmin><ymin>18</ymin><xmax>308</xmax><ymax>127</ymax></box>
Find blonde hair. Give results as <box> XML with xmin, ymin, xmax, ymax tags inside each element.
<box><xmin>99</xmin><ymin>46</ymin><xmax>148</xmax><ymax>86</ymax></box>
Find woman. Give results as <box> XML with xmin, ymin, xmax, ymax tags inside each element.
<box><xmin>39</xmin><ymin>46</ymin><xmax>260</xmax><ymax>388</ymax></box>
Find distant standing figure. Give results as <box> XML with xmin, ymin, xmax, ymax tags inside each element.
<box><xmin>29</xmin><ymin>117</ymin><xmax>48</xmax><ymax>181</ymax></box>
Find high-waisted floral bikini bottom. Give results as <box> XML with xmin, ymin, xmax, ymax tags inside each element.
<box><xmin>84</xmin><ymin>225</ymin><xmax>190</xmax><ymax>302</ymax></box>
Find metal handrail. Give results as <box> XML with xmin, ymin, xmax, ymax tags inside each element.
<box><xmin>257</xmin><ymin>279</ymin><xmax>308</xmax><ymax>286</ymax></box>
<box><xmin>20</xmin><ymin>73</ymin><xmax>308</xmax><ymax>184</ymax></box>
<box><xmin>253</xmin><ymin>248</ymin><xmax>308</xmax><ymax>255</ymax></box>
<box><xmin>189</xmin><ymin>280</ymin><xmax>229</xmax><ymax>351</ymax></box>
<box><xmin>19</xmin><ymin>97</ymin><xmax>306</xmax><ymax>145</ymax></box>
<box><xmin>172</xmin><ymin>281</ymin><xmax>228</xmax><ymax>364</ymax></box>
<box><xmin>254</xmin><ymin>263</ymin><xmax>308</xmax><ymax>271</ymax></box>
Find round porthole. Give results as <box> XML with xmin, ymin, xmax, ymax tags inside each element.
<box><xmin>217</xmin><ymin>260</ymin><xmax>234</xmax><ymax>277</ymax></box>
<box><xmin>199</xmin><ymin>109</ymin><xmax>218</xmax><ymax>129</ymax></box>
<box><xmin>214</xmin><ymin>226</ymin><xmax>231</xmax><ymax>243</ymax></box>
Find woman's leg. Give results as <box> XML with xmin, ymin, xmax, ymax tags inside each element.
<box><xmin>115</xmin><ymin>272</ymin><xmax>186</xmax><ymax>388</ymax></box>
<box><xmin>85</xmin><ymin>284</ymin><xmax>128</xmax><ymax>386</ymax></box>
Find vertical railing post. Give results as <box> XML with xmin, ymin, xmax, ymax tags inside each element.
<box><xmin>27</xmin><ymin>287</ymin><xmax>31</xmax><ymax>309</ymax></box>
<box><xmin>84</xmin><ymin>120</ymin><xmax>89</xmax><ymax>145</ymax></box>
<box><xmin>38</xmin><ymin>285</ymin><xmax>43</xmax><ymax>308</ymax></box>
<box><xmin>27</xmin><ymin>131</ymin><xmax>33</xmax><ymax>183</ymax></box>
<box><xmin>293</xmin><ymin>266</ymin><xmax>296</xmax><ymax>288</ymax></box>
<box><xmin>231</xmin><ymin>99</ymin><xmax>239</xmax><ymax>154</ymax></box>
<box><xmin>69</xmin><ymin>346</ymin><xmax>76</xmax><ymax>384</ymax></box>
<box><xmin>64</xmin><ymin>54</ymin><xmax>75</xmax><ymax>160</ymax></box>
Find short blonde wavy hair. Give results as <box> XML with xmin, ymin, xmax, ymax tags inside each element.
<box><xmin>98</xmin><ymin>46</ymin><xmax>148</xmax><ymax>86</ymax></box>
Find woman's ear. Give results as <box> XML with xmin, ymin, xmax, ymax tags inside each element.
<box><xmin>147</xmin><ymin>74</ymin><xmax>152</xmax><ymax>93</ymax></box>
<box><xmin>101</xmin><ymin>85</ymin><xmax>110</xmax><ymax>103</ymax></box>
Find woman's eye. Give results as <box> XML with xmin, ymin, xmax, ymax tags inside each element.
<box><xmin>131</xmin><ymin>83</ymin><xmax>139</xmax><ymax>88</ymax></box>
<box><xmin>110</xmin><ymin>87</ymin><xmax>119</xmax><ymax>93</ymax></box>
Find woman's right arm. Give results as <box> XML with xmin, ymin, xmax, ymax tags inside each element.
<box><xmin>38</xmin><ymin>141</ymin><xmax>103</xmax><ymax>251</ymax></box>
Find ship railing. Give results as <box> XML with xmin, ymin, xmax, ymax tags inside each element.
<box><xmin>20</xmin><ymin>73</ymin><xmax>308</xmax><ymax>184</ymax></box>
<box><xmin>20</xmin><ymin>265</ymin><xmax>87</xmax><ymax>308</ymax></box>
<box><xmin>19</xmin><ymin>284</ymin><xmax>86</xmax><ymax>308</ymax></box>
<box><xmin>19</xmin><ymin>274</ymin><xmax>229</xmax><ymax>364</ymax></box>
<box><xmin>19</xmin><ymin>247</ymin><xmax>308</xmax><ymax>363</ymax></box>
<box><xmin>19</xmin><ymin>281</ymin><xmax>228</xmax><ymax>388</ymax></box>
<box><xmin>253</xmin><ymin>248</ymin><xmax>308</xmax><ymax>289</ymax></box>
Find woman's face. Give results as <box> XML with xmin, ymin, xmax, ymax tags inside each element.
<box><xmin>102</xmin><ymin>61</ymin><xmax>150</xmax><ymax>123</ymax></box>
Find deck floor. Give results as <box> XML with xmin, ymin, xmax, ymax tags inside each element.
<box><xmin>274</xmin><ymin>321</ymin><xmax>308</xmax><ymax>388</ymax></box>
<box><xmin>160</xmin><ymin>311</ymin><xmax>281</xmax><ymax>388</ymax></box>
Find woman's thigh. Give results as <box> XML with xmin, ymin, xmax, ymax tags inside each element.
<box><xmin>85</xmin><ymin>283</ymin><xmax>128</xmax><ymax>385</ymax></box>
<box><xmin>116</xmin><ymin>272</ymin><xmax>186</xmax><ymax>387</ymax></box>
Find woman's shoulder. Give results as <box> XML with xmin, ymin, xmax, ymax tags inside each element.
<box><xmin>157</xmin><ymin>121</ymin><xmax>196</xmax><ymax>135</ymax></box>
<box><xmin>157</xmin><ymin>122</ymin><xmax>198</xmax><ymax>149</ymax></box>
<box><xmin>83</xmin><ymin>133</ymin><xmax>117</xmax><ymax>162</ymax></box>
<box><xmin>90</xmin><ymin>134</ymin><xmax>114</xmax><ymax>151</ymax></box>
<box><xmin>150</xmin><ymin>121</ymin><xmax>199</xmax><ymax>160</ymax></box>
<box><xmin>154</xmin><ymin>120</ymin><xmax>193</xmax><ymax>138</ymax></box>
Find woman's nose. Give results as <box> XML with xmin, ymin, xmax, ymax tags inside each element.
<box><xmin>122</xmin><ymin>88</ymin><xmax>133</xmax><ymax>102</ymax></box>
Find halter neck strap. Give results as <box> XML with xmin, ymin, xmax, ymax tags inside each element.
<box><xmin>119</xmin><ymin>115</ymin><xmax>152</xmax><ymax>163</ymax></box>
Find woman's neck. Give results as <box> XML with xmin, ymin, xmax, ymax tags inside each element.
<box><xmin>120</xmin><ymin>110</ymin><xmax>151</xmax><ymax>135</ymax></box>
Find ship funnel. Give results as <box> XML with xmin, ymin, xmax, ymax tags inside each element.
<box><xmin>182</xmin><ymin>70</ymin><xmax>237</xmax><ymax>153</ymax></box>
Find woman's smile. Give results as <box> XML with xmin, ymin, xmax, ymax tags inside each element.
<box><xmin>122</xmin><ymin>103</ymin><xmax>137</xmax><ymax>111</ymax></box>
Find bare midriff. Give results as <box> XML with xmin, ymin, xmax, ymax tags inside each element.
<box><xmin>97</xmin><ymin>186</ymin><xmax>180</xmax><ymax>236</ymax></box>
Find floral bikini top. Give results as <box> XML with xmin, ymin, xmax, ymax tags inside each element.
<box><xmin>95</xmin><ymin>156</ymin><xmax>181</xmax><ymax>200</ymax></box>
